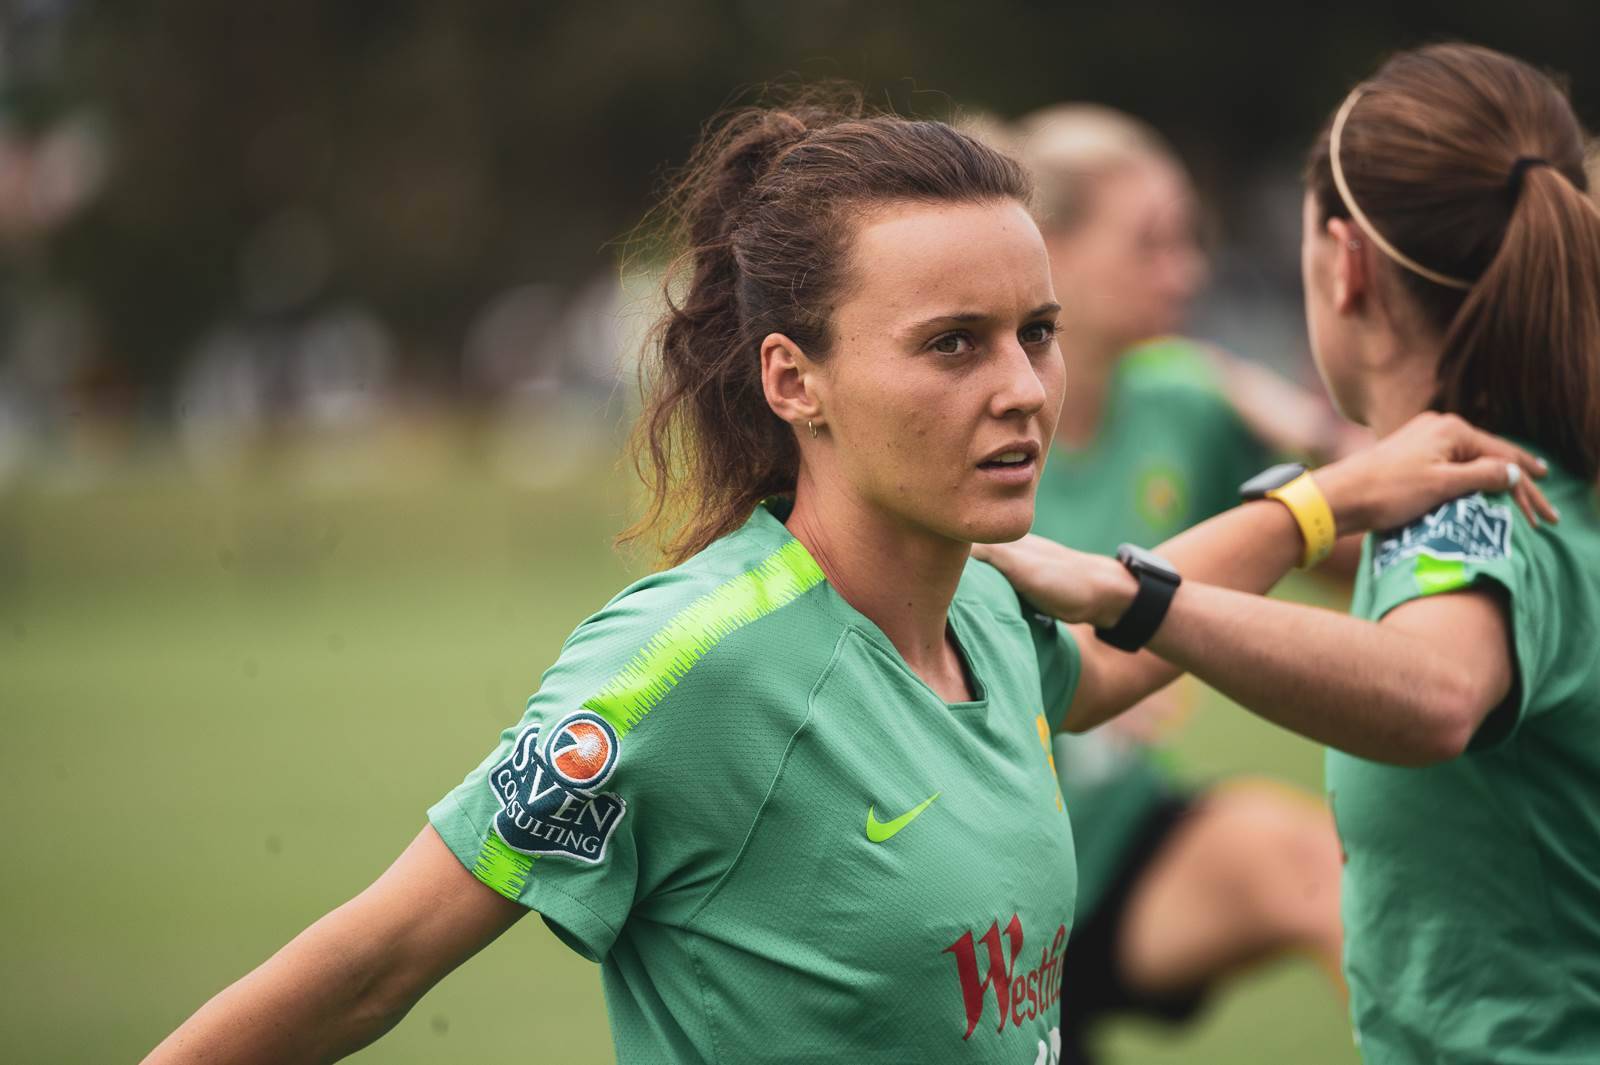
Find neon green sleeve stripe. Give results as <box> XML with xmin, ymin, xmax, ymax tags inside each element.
<box><xmin>583</xmin><ymin>538</ymin><xmax>826</xmax><ymax>736</ymax></box>
<box><xmin>474</xmin><ymin>833</ymin><xmax>535</xmax><ymax>900</ymax></box>
<box><xmin>1414</xmin><ymin>554</ymin><xmax>1469</xmax><ymax>596</ymax></box>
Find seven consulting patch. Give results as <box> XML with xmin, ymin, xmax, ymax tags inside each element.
<box><xmin>1372</xmin><ymin>495</ymin><xmax>1513</xmax><ymax>578</ymax></box>
<box><xmin>488</xmin><ymin>710</ymin><xmax>626</xmax><ymax>865</ymax></box>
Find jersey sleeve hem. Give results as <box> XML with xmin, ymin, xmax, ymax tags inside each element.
<box><xmin>427</xmin><ymin>793</ymin><xmax>622</xmax><ymax>962</ymax></box>
<box><xmin>528</xmin><ymin>879</ymin><xmax>621</xmax><ymax>963</ymax></box>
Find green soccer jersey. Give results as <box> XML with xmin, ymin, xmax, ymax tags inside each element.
<box><xmin>429</xmin><ymin>500</ymin><xmax>1082</xmax><ymax>1064</ymax></box>
<box><xmin>1327</xmin><ymin>458</ymin><xmax>1600</xmax><ymax>1064</ymax></box>
<box><xmin>1032</xmin><ymin>337</ymin><xmax>1270</xmax><ymax>916</ymax></box>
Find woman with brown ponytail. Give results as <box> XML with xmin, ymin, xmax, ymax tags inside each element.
<box><xmin>145</xmin><ymin>86</ymin><xmax>1549</xmax><ymax>1065</ymax></box>
<box><xmin>982</xmin><ymin>43</ymin><xmax>1600</xmax><ymax>1063</ymax></box>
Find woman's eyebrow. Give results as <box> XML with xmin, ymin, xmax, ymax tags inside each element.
<box><xmin>902</xmin><ymin>311</ymin><xmax>986</xmax><ymax>336</ymax></box>
<box><xmin>899</xmin><ymin>302</ymin><xmax>1060</xmax><ymax>339</ymax></box>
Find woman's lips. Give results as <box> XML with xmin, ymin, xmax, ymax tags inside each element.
<box><xmin>976</xmin><ymin>454</ymin><xmax>1038</xmax><ymax>485</ymax></box>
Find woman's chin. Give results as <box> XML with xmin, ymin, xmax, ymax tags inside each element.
<box><xmin>961</xmin><ymin>508</ymin><xmax>1035</xmax><ymax>546</ymax></box>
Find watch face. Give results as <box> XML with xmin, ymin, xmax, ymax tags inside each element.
<box><xmin>1118</xmin><ymin>543</ymin><xmax>1181</xmax><ymax>582</ymax></box>
<box><xmin>1239</xmin><ymin>462</ymin><xmax>1309</xmax><ymax>500</ymax></box>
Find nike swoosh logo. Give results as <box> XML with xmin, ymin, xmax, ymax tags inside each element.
<box><xmin>866</xmin><ymin>792</ymin><xmax>941</xmax><ymax>843</ymax></box>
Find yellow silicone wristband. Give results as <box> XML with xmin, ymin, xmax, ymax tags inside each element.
<box><xmin>1266</xmin><ymin>472</ymin><xmax>1336</xmax><ymax>568</ymax></box>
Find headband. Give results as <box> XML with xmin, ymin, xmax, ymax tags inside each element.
<box><xmin>1328</xmin><ymin>88</ymin><xmax>1474</xmax><ymax>291</ymax></box>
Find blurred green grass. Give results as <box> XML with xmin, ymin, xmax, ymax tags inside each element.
<box><xmin>0</xmin><ymin>437</ymin><xmax>1354</xmax><ymax>1064</ymax></box>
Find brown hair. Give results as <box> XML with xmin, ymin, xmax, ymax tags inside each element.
<box><xmin>624</xmin><ymin>89</ymin><xmax>1030</xmax><ymax>563</ymax></box>
<box><xmin>1306</xmin><ymin>43</ymin><xmax>1600</xmax><ymax>480</ymax></box>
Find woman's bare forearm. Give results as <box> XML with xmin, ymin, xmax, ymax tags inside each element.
<box><xmin>983</xmin><ymin>412</ymin><xmax>1547</xmax><ymax>733</ymax></box>
<box><xmin>1147</xmin><ymin>582</ymin><xmax>1494</xmax><ymax>764</ymax></box>
<box><xmin>145</xmin><ymin>901</ymin><xmax>413</xmax><ymax>1065</ymax></box>
<box><xmin>1158</xmin><ymin>499</ymin><xmax>1304</xmax><ymax>591</ymax></box>
<box><xmin>144</xmin><ymin>828</ymin><xmax>526</xmax><ymax>1065</ymax></box>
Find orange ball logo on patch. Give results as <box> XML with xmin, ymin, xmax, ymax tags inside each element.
<box><xmin>547</xmin><ymin>712</ymin><xmax>619</xmax><ymax>789</ymax></box>
<box><xmin>551</xmin><ymin>718</ymin><xmax>615</xmax><ymax>787</ymax></box>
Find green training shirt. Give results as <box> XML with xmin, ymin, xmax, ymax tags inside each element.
<box><xmin>1031</xmin><ymin>337</ymin><xmax>1270</xmax><ymax>916</ymax></box>
<box><xmin>429</xmin><ymin>500</ymin><xmax>1082</xmax><ymax>1064</ymax></box>
<box><xmin>1327</xmin><ymin>459</ymin><xmax>1600</xmax><ymax>1063</ymax></box>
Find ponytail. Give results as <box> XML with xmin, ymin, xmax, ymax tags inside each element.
<box><xmin>621</xmin><ymin>103</ymin><xmax>823</xmax><ymax>565</ymax></box>
<box><xmin>1439</xmin><ymin>165</ymin><xmax>1600</xmax><ymax>479</ymax></box>
<box><xmin>1306</xmin><ymin>43</ymin><xmax>1600</xmax><ymax>481</ymax></box>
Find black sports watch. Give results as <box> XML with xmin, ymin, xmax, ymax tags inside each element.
<box><xmin>1094</xmin><ymin>543</ymin><xmax>1182</xmax><ymax>652</ymax></box>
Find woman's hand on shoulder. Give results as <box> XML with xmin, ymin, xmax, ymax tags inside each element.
<box><xmin>971</xmin><ymin>537</ymin><xmax>1137</xmax><ymax>630</ymax></box>
<box><xmin>1312</xmin><ymin>411</ymin><xmax>1558</xmax><ymax>535</ymax></box>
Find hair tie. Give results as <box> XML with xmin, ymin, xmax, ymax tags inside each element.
<box><xmin>1506</xmin><ymin>156</ymin><xmax>1553</xmax><ymax>205</ymax></box>
<box><xmin>1328</xmin><ymin>88</ymin><xmax>1473</xmax><ymax>291</ymax></box>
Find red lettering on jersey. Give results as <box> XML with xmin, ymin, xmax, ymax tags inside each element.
<box><xmin>944</xmin><ymin>915</ymin><xmax>1023</xmax><ymax>1039</ymax></box>
<box><xmin>945</xmin><ymin>918</ymin><xmax>1068</xmax><ymax>1039</ymax></box>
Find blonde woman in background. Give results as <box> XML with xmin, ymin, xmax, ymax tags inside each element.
<box><xmin>1006</xmin><ymin>105</ymin><xmax>1346</xmax><ymax>1064</ymax></box>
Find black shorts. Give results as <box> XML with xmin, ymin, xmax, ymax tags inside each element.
<box><xmin>1058</xmin><ymin>792</ymin><xmax>1211</xmax><ymax>1062</ymax></box>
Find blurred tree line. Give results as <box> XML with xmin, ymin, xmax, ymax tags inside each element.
<box><xmin>13</xmin><ymin>0</ymin><xmax>1600</xmax><ymax>410</ymax></box>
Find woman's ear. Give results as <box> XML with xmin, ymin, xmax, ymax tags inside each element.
<box><xmin>760</xmin><ymin>333</ymin><xmax>824</xmax><ymax>433</ymax></box>
<box><xmin>1326</xmin><ymin>216</ymin><xmax>1370</xmax><ymax>314</ymax></box>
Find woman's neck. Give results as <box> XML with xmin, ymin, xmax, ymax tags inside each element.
<box><xmin>784</xmin><ymin>472</ymin><xmax>972</xmax><ymax>701</ymax></box>
<box><xmin>1359</xmin><ymin>333</ymin><xmax>1441</xmax><ymax>439</ymax></box>
<box><xmin>1054</xmin><ymin>325</ymin><xmax>1124</xmax><ymax>449</ymax></box>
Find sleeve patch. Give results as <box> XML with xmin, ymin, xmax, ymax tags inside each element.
<box><xmin>1372</xmin><ymin>496</ymin><xmax>1512</xmax><ymax>578</ymax></box>
<box><xmin>486</xmin><ymin>712</ymin><xmax>627</xmax><ymax>865</ymax></box>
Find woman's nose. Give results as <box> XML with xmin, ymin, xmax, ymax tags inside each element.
<box><xmin>990</xmin><ymin>341</ymin><xmax>1048</xmax><ymax>419</ymax></box>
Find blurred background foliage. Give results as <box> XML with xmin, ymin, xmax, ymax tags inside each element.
<box><xmin>6</xmin><ymin>0</ymin><xmax>1598</xmax><ymax>422</ymax></box>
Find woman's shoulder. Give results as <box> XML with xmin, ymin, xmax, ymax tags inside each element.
<box><xmin>1116</xmin><ymin>336</ymin><xmax>1223</xmax><ymax>395</ymax></box>
<box><xmin>1113</xmin><ymin>338</ymin><xmax>1243</xmax><ymax>430</ymax></box>
<box><xmin>1507</xmin><ymin>470</ymin><xmax>1600</xmax><ymax>614</ymax></box>
<box><xmin>1534</xmin><ymin>465</ymin><xmax>1600</xmax><ymax>550</ymax></box>
<box><xmin>592</xmin><ymin>508</ymin><xmax>829</xmax><ymax>640</ymax></box>
<box><xmin>549</xmin><ymin>517</ymin><xmax>836</xmax><ymax>735</ymax></box>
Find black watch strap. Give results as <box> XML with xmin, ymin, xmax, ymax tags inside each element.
<box><xmin>1094</xmin><ymin>544</ymin><xmax>1182</xmax><ymax>652</ymax></box>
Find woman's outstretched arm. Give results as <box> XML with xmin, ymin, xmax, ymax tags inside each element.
<box><xmin>143</xmin><ymin>826</ymin><xmax>526</xmax><ymax>1065</ymax></box>
<box><xmin>1139</xmin><ymin>580</ymin><xmax>1511</xmax><ymax>764</ymax></box>
<box><xmin>981</xmin><ymin>412</ymin><xmax>1550</xmax><ymax>745</ymax></box>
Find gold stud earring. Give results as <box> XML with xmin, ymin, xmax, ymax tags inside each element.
<box><xmin>807</xmin><ymin>420</ymin><xmax>818</xmax><ymax>439</ymax></box>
